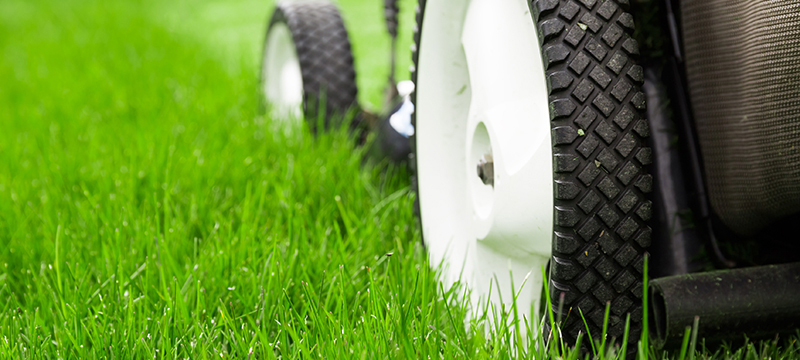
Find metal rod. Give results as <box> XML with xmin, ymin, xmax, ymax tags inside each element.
<box><xmin>383</xmin><ymin>0</ymin><xmax>400</xmax><ymax>105</ymax></box>
<box><xmin>384</xmin><ymin>0</ymin><xmax>399</xmax><ymax>82</ymax></box>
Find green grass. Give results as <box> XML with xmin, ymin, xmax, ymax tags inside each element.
<box><xmin>0</xmin><ymin>0</ymin><xmax>797</xmax><ymax>358</ymax></box>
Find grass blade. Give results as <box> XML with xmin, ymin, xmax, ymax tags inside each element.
<box><xmin>688</xmin><ymin>316</ymin><xmax>700</xmax><ymax>360</ymax></box>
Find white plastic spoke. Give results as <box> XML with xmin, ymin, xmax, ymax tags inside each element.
<box><xmin>461</xmin><ymin>0</ymin><xmax>549</xmax><ymax>175</ymax></box>
<box><xmin>484</xmin><ymin>137</ymin><xmax>554</xmax><ymax>256</ymax></box>
<box><xmin>460</xmin><ymin>0</ymin><xmax>553</xmax><ymax>257</ymax></box>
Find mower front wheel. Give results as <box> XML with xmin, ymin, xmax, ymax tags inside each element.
<box><xmin>411</xmin><ymin>0</ymin><xmax>653</xmax><ymax>346</ymax></box>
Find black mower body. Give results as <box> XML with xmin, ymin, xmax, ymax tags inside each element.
<box><xmin>640</xmin><ymin>0</ymin><xmax>800</xmax><ymax>347</ymax></box>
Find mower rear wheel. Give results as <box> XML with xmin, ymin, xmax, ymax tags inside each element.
<box><xmin>261</xmin><ymin>1</ymin><xmax>358</xmax><ymax>128</ymax></box>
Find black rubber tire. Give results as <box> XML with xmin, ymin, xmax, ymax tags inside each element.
<box><xmin>410</xmin><ymin>0</ymin><xmax>653</xmax><ymax>347</ymax></box>
<box><xmin>262</xmin><ymin>1</ymin><xmax>358</xmax><ymax>128</ymax></box>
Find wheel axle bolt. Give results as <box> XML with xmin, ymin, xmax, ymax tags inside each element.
<box><xmin>476</xmin><ymin>154</ymin><xmax>494</xmax><ymax>186</ymax></box>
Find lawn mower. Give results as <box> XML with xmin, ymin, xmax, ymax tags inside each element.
<box><xmin>259</xmin><ymin>0</ymin><xmax>800</xmax><ymax>350</ymax></box>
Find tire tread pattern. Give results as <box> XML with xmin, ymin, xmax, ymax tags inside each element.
<box><xmin>535</xmin><ymin>0</ymin><xmax>651</xmax><ymax>346</ymax></box>
<box><xmin>266</xmin><ymin>2</ymin><xmax>358</xmax><ymax>124</ymax></box>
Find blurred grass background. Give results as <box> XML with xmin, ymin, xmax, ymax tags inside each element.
<box><xmin>147</xmin><ymin>0</ymin><xmax>418</xmax><ymax>110</ymax></box>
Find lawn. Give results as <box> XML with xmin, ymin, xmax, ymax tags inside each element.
<box><xmin>0</xmin><ymin>0</ymin><xmax>797</xmax><ymax>358</ymax></box>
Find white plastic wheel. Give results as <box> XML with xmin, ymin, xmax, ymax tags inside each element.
<box><xmin>415</xmin><ymin>0</ymin><xmax>553</xmax><ymax>326</ymax></box>
<box><xmin>262</xmin><ymin>23</ymin><xmax>304</xmax><ymax>122</ymax></box>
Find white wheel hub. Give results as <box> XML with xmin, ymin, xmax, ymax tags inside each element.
<box><xmin>416</xmin><ymin>0</ymin><xmax>553</xmax><ymax>326</ymax></box>
<box><xmin>263</xmin><ymin>23</ymin><xmax>304</xmax><ymax>121</ymax></box>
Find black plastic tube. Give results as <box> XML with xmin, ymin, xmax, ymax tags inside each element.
<box><xmin>649</xmin><ymin>262</ymin><xmax>800</xmax><ymax>349</ymax></box>
<box><xmin>643</xmin><ymin>64</ymin><xmax>703</xmax><ymax>278</ymax></box>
